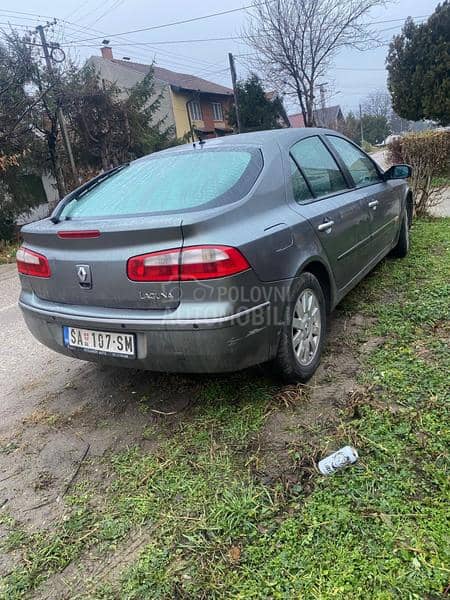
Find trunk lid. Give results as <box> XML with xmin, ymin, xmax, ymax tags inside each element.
<box><xmin>21</xmin><ymin>216</ymin><xmax>183</xmax><ymax>310</ymax></box>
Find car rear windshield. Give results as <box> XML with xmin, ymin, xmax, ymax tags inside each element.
<box><xmin>60</xmin><ymin>148</ymin><xmax>263</xmax><ymax>219</ymax></box>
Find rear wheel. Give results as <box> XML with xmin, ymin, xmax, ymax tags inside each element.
<box><xmin>273</xmin><ymin>272</ymin><xmax>327</xmax><ymax>382</ymax></box>
<box><xmin>391</xmin><ymin>208</ymin><xmax>409</xmax><ymax>258</ymax></box>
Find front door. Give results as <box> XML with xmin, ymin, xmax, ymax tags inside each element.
<box><xmin>324</xmin><ymin>134</ymin><xmax>402</xmax><ymax>263</ymax></box>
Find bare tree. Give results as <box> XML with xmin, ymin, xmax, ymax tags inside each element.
<box><xmin>361</xmin><ymin>89</ymin><xmax>392</xmax><ymax>119</ymax></box>
<box><xmin>244</xmin><ymin>0</ymin><xmax>387</xmax><ymax>126</ymax></box>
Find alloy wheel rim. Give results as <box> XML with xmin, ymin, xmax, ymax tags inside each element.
<box><xmin>292</xmin><ymin>288</ymin><xmax>321</xmax><ymax>366</ymax></box>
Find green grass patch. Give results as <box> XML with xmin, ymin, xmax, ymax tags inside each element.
<box><xmin>0</xmin><ymin>242</ymin><xmax>18</xmax><ymax>265</ymax></box>
<box><xmin>1</xmin><ymin>219</ymin><xmax>449</xmax><ymax>599</ymax></box>
<box><xmin>431</xmin><ymin>172</ymin><xmax>450</xmax><ymax>188</ymax></box>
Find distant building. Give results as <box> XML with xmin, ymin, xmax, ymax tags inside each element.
<box><xmin>288</xmin><ymin>105</ymin><xmax>344</xmax><ymax>129</ymax></box>
<box><xmin>87</xmin><ymin>46</ymin><xmax>234</xmax><ymax>141</ymax></box>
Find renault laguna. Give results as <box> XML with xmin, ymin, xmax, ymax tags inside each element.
<box><xmin>17</xmin><ymin>129</ymin><xmax>412</xmax><ymax>381</ymax></box>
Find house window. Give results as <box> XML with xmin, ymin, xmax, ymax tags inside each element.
<box><xmin>211</xmin><ymin>102</ymin><xmax>223</xmax><ymax>121</ymax></box>
<box><xmin>189</xmin><ymin>100</ymin><xmax>202</xmax><ymax>121</ymax></box>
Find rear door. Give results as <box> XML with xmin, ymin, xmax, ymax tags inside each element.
<box><xmin>288</xmin><ymin>135</ymin><xmax>370</xmax><ymax>292</ymax></box>
<box><xmin>325</xmin><ymin>135</ymin><xmax>401</xmax><ymax>261</ymax></box>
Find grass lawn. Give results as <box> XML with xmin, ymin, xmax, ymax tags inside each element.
<box><xmin>1</xmin><ymin>218</ymin><xmax>449</xmax><ymax>599</ymax></box>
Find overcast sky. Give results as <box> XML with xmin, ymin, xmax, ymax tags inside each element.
<box><xmin>1</xmin><ymin>0</ymin><xmax>439</xmax><ymax>114</ymax></box>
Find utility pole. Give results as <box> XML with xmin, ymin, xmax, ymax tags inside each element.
<box><xmin>37</xmin><ymin>24</ymin><xmax>78</xmax><ymax>187</ymax></box>
<box><xmin>228</xmin><ymin>52</ymin><xmax>242</xmax><ymax>134</ymax></box>
<box><xmin>319</xmin><ymin>83</ymin><xmax>327</xmax><ymax>111</ymax></box>
<box><xmin>359</xmin><ymin>103</ymin><xmax>364</xmax><ymax>145</ymax></box>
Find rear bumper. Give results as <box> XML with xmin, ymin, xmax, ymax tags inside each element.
<box><xmin>19</xmin><ymin>295</ymin><xmax>276</xmax><ymax>373</ymax></box>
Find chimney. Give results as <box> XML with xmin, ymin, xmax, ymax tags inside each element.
<box><xmin>101</xmin><ymin>46</ymin><xmax>113</xmax><ymax>60</ymax></box>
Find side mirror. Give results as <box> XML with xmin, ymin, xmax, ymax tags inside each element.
<box><xmin>384</xmin><ymin>164</ymin><xmax>412</xmax><ymax>180</ymax></box>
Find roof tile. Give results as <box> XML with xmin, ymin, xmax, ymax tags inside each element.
<box><xmin>111</xmin><ymin>59</ymin><xmax>233</xmax><ymax>96</ymax></box>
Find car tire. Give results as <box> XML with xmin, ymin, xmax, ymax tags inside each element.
<box><xmin>273</xmin><ymin>272</ymin><xmax>327</xmax><ymax>383</ymax></box>
<box><xmin>391</xmin><ymin>209</ymin><xmax>409</xmax><ymax>258</ymax></box>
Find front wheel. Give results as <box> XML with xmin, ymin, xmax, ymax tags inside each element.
<box><xmin>391</xmin><ymin>209</ymin><xmax>409</xmax><ymax>258</ymax></box>
<box><xmin>273</xmin><ymin>272</ymin><xmax>327</xmax><ymax>383</ymax></box>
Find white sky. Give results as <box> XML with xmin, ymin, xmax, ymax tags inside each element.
<box><xmin>0</xmin><ymin>0</ymin><xmax>439</xmax><ymax>114</ymax></box>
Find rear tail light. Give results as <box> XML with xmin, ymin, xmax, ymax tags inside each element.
<box><xmin>180</xmin><ymin>246</ymin><xmax>250</xmax><ymax>280</ymax></box>
<box><xmin>127</xmin><ymin>248</ymin><xmax>180</xmax><ymax>282</ymax></box>
<box><xmin>127</xmin><ymin>245</ymin><xmax>250</xmax><ymax>282</ymax></box>
<box><xmin>16</xmin><ymin>247</ymin><xmax>51</xmax><ymax>278</ymax></box>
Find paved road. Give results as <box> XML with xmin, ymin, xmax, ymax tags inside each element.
<box><xmin>0</xmin><ymin>264</ymin><xmax>78</xmax><ymax>436</ymax></box>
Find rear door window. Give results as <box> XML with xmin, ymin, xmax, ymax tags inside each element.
<box><xmin>61</xmin><ymin>148</ymin><xmax>263</xmax><ymax>219</ymax></box>
<box><xmin>289</xmin><ymin>157</ymin><xmax>313</xmax><ymax>204</ymax></box>
<box><xmin>326</xmin><ymin>135</ymin><xmax>381</xmax><ymax>188</ymax></box>
<box><xmin>290</xmin><ymin>136</ymin><xmax>347</xmax><ymax>198</ymax></box>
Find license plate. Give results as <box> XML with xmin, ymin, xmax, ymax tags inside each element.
<box><xmin>63</xmin><ymin>326</ymin><xmax>135</xmax><ymax>358</ymax></box>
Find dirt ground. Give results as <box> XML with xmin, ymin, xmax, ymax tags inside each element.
<box><xmin>1</xmin><ymin>265</ymin><xmax>372</xmax><ymax>516</ymax></box>
<box><xmin>0</xmin><ymin>263</ymin><xmax>379</xmax><ymax>594</ymax></box>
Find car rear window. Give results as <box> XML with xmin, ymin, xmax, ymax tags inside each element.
<box><xmin>60</xmin><ymin>148</ymin><xmax>262</xmax><ymax>219</ymax></box>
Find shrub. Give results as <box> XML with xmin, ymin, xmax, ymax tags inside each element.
<box><xmin>0</xmin><ymin>206</ymin><xmax>17</xmax><ymax>242</ymax></box>
<box><xmin>388</xmin><ymin>130</ymin><xmax>450</xmax><ymax>216</ymax></box>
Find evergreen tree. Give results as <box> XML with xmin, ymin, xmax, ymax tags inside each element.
<box><xmin>229</xmin><ymin>74</ymin><xmax>286</xmax><ymax>132</ymax></box>
<box><xmin>339</xmin><ymin>111</ymin><xmax>361</xmax><ymax>143</ymax></box>
<box><xmin>361</xmin><ymin>115</ymin><xmax>390</xmax><ymax>145</ymax></box>
<box><xmin>65</xmin><ymin>65</ymin><xmax>173</xmax><ymax>172</ymax></box>
<box><xmin>0</xmin><ymin>34</ymin><xmax>47</xmax><ymax>238</ymax></box>
<box><xmin>387</xmin><ymin>2</ymin><xmax>450</xmax><ymax>125</ymax></box>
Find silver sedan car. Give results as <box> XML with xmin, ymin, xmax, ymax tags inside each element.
<box><xmin>17</xmin><ymin>129</ymin><xmax>412</xmax><ymax>381</ymax></box>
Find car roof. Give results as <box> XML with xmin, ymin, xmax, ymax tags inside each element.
<box><xmin>153</xmin><ymin>127</ymin><xmax>344</xmax><ymax>157</ymax></box>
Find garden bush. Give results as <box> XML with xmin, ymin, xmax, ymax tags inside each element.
<box><xmin>388</xmin><ymin>129</ymin><xmax>450</xmax><ymax>216</ymax></box>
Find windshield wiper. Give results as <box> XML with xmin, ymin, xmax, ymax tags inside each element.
<box><xmin>50</xmin><ymin>163</ymin><xmax>130</xmax><ymax>224</ymax></box>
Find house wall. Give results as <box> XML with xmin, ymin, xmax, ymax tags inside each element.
<box><xmin>42</xmin><ymin>173</ymin><xmax>59</xmax><ymax>207</ymax></box>
<box><xmin>170</xmin><ymin>89</ymin><xmax>233</xmax><ymax>139</ymax></box>
<box><xmin>15</xmin><ymin>173</ymin><xmax>56</xmax><ymax>225</ymax></box>
<box><xmin>170</xmin><ymin>89</ymin><xmax>193</xmax><ymax>139</ymax></box>
<box><xmin>199</xmin><ymin>95</ymin><xmax>233</xmax><ymax>137</ymax></box>
<box><xmin>86</xmin><ymin>57</ymin><xmax>233</xmax><ymax>140</ymax></box>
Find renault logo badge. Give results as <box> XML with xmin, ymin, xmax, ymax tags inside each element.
<box><xmin>76</xmin><ymin>264</ymin><xmax>92</xmax><ymax>288</ymax></box>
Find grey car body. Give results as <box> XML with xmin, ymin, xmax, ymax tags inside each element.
<box><xmin>18</xmin><ymin>128</ymin><xmax>412</xmax><ymax>377</ymax></box>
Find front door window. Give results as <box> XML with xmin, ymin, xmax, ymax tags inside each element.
<box><xmin>326</xmin><ymin>135</ymin><xmax>381</xmax><ymax>188</ymax></box>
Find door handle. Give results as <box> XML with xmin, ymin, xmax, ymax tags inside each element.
<box><xmin>368</xmin><ymin>200</ymin><xmax>379</xmax><ymax>209</ymax></box>
<box><xmin>317</xmin><ymin>220</ymin><xmax>334</xmax><ymax>232</ymax></box>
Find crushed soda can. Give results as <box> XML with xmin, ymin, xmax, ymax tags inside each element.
<box><xmin>318</xmin><ymin>446</ymin><xmax>358</xmax><ymax>475</ymax></box>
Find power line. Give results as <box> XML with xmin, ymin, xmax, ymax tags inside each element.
<box><xmin>0</xmin><ymin>7</ymin><xmax>431</xmax><ymax>43</ymax></box>
<box><xmin>88</xmin><ymin>0</ymin><xmax>125</xmax><ymax>28</ymax></box>
<box><xmin>0</xmin><ymin>15</ymin><xmax>224</xmax><ymax>75</ymax></box>
<box><xmin>0</xmin><ymin>22</ymin><xmax>36</xmax><ymax>30</ymax></box>
<box><xmin>0</xmin><ymin>7</ymin><xmax>429</xmax><ymax>86</ymax></box>
<box><xmin>61</xmin><ymin>36</ymin><xmax>243</xmax><ymax>48</ymax></box>
<box><xmin>57</xmin><ymin>14</ymin><xmax>430</xmax><ymax>48</ymax></box>
<box><xmin>64</xmin><ymin>1</ymin><xmax>91</xmax><ymax>22</ymax></box>
<box><xmin>75</xmin><ymin>1</ymin><xmax>109</xmax><ymax>25</ymax></box>
<box><xmin>59</xmin><ymin>2</ymin><xmax>277</xmax><ymax>44</ymax></box>
<box><xmin>0</xmin><ymin>10</ymin><xmax>231</xmax><ymax>89</ymax></box>
<box><xmin>57</xmin><ymin>15</ymin><xmax>223</xmax><ymax>70</ymax></box>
